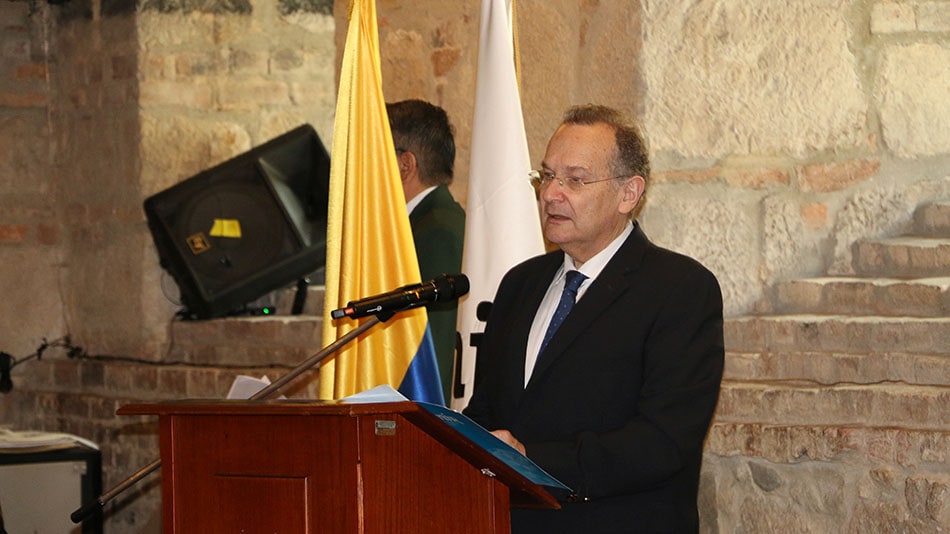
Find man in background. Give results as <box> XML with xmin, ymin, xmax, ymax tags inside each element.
<box><xmin>387</xmin><ymin>99</ymin><xmax>466</xmax><ymax>403</ymax></box>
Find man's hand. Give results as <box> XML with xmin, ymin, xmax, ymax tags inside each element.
<box><xmin>490</xmin><ymin>429</ymin><xmax>526</xmax><ymax>455</ymax></box>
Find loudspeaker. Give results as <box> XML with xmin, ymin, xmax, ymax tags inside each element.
<box><xmin>144</xmin><ymin>124</ymin><xmax>331</xmax><ymax>319</ymax></box>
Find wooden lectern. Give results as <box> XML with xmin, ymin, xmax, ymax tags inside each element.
<box><xmin>119</xmin><ymin>401</ymin><xmax>560</xmax><ymax>533</ymax></box>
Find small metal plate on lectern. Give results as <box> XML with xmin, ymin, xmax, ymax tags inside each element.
<box><xmin>374</xmin><ymin>420</ymin><xmax>396</xmax><ymax>436</ymax></box>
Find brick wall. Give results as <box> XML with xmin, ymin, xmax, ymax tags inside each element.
<box><xmin>0</xmin><ymin>1</ymin><xmax>66</xmax><ymax>363</ymax></box>
<box><xmin>1</xmin><ymin>0</ymin><xmax>335</xmax><ymax>531</ymax></box>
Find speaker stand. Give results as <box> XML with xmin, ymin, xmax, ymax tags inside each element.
<box><xmin>290</xmin><ymin>278</ymin><xmax>309</xmax><ymax>315</ymax></box>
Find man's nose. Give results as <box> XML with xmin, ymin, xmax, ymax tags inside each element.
<box><xmin>540</xmin><ymin>179</ymin><xmax>567</xmax><ymax>202</ymax></box>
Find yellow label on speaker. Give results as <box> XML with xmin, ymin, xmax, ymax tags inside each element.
<box><xmin>209</xmin><ymin>219</ymin><xmax>242</xmax><ymax>238</ymax></box>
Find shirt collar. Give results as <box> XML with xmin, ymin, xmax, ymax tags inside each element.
<box><xmin>563</xmin><ymin>222</ymin><xmax>634</xmax><ymax>281</ymax></box>
<box><xmin>406</xmin><ymin>185</ymin><xmax>438</xmax><ymax>214</ymax></box>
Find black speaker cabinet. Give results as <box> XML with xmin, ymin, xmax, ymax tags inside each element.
<box><xmin>144</xmin><ymin>124</ymin><xmax>331</xmax><ymax>319</ymax></box>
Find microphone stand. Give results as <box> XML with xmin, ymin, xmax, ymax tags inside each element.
<box><xmin>71</xmin><ymin>312</ymin><xmax>391</xmax><ymax>525</ymax></box>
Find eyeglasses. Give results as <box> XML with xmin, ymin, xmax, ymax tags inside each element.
<box><xmin>528</xmin><ymin>169</ymin><xmax>626</xmax><ymax>192</ymax></box>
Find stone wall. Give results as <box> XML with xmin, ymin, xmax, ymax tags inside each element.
<box><xmin>3</xmin><ymin>0</ymin><xmax>337</xmax><ymax>362</ymax></box>
<box><xmin>0</xmin><ymin>0</ymin><xmax>947</xmax><ymax>532</ymax></box>
<box><xmin>0</xmin><ymin>1</ymin><xmax>65</xmax><ymax>358</ymax></box>
<box><xmin>372</xmin><ymin>0</ymin><xmax>950</xmax><ymax>316</ymax></box>
<box><xmin>638</xmin><ymin>0</ymin><xmax>950</xmax><ymax>313</ymax></box>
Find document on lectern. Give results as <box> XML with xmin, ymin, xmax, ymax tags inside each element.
<box><xmin>418</xmin><ymin>402</ymin><xmax>572</xmax><ymax>495</ymax></box>
<box><xmin>341</xmin><ymin>384</ymin><xmax>410</xmax><ymax>403</ymax></box>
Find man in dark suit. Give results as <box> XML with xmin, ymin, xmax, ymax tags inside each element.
<box><xmin>387</xmin><ymin>100</ymin><xmax>466</xmax><ymax>403</ymax></box>
<box><xmin>464</xmin><ymin>104</ymin><xmax>724</xmax><ymax>533</ymax></box>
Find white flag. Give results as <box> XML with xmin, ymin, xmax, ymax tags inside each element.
<box><xmin>452</xmin><ymin>0</ymin><xmax>545</xmax><ymax>410</ymax></box>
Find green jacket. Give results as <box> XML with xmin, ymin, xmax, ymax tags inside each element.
<box><xmin>409</xmin><ymin>184</ymin><xmax>465</xmax><ymax>403</ymax></box>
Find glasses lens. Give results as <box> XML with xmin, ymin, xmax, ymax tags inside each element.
<box><xmin>565</xmin><ymin>177</ymin><xmax>587</xmax><ymax>191</ymax></box>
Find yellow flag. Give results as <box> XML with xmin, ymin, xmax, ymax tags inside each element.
<box><xmin>319</xmin><ymin>0</ymin><xmax>443</xmax><ymax>404</ymax></box>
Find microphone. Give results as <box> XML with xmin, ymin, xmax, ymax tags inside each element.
<box><xmin>331</xmin><ymin>273</ymin><xmax>470</xmax><ymax>319</ymax></box>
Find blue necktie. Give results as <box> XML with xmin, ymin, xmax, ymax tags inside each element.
<box><xmin>540</xmin><ymin>270</ymin><xmax>587</xmax><ymax>352</ymax></box>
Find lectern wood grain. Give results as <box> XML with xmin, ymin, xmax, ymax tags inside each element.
<box><xmin>119</xmin><ymin>401</ymin><xmax>556</xmax><ymax>533</ymax></box>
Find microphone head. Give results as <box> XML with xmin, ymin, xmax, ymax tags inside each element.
<box><xmin>451</xmin><ymin>273</ymin><xmax>470</xmax><ymax>297</ymax></box>
<box><xmin>434</xmin><ymin>273</ymin><xmax>469</xmax><ymax>301</ymax></box>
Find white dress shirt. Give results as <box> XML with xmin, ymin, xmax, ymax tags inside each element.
<box><xmin>524</xmin><ymin>223</ymin><xmax>634</xmax><ymax>386</ymax></box>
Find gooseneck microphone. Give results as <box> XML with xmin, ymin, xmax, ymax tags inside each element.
<box><xmin>331</xmin><ymin>273</ymin><xmax>470</xmax><ymax>320</ymax></box>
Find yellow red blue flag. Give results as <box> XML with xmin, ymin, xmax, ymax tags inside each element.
<box><xmin>320</xmin><ymin>0</ymin><xmax>444</xmax><ymax>405</ymax></box>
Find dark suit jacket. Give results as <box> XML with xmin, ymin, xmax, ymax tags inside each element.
<box><xmin>409</xmin><ymin>184</ymin><xmax>465</xmax><ymax>402</ymax></box>
<box><xmin>464</xmin><ymin>224</ymin><xmax>724</xmax><ymax>533</ymax></box>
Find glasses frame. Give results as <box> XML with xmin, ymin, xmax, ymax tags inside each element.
<box><xmin>528</xmin><ymin>169</ymin><xmax>627</xmax><ymax>192</ymax></box>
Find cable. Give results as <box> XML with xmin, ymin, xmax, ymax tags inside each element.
<box><xmin>0</xmin><ymin>336</ymin><xmax>86</xmax><ymax>394</ymax></box>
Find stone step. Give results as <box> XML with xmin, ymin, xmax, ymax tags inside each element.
<box><xmin>715</xmin><ymin>380</ymin><xmax>949</xmax><ymax>430</ymax></box>
<box><xmin>852</xmin><ymin>236</ymin><xmax>950</xmax><ymax>278</ymax></box>
<box><xmin>704</xmin><ymin>420</ymin><xmax>948</xmax><ymax>465</ymax></box>
<box><xmin>914</xmin><ymin>199</ymin><xmax>950</xmax><ymax>237</ymax></box>
<box><xmin>725</xmin><ymin>350</ymin><xmax>950</xmax><ymax>386</ymax></box>
<box><xmin>725</xmin><ymin>315</ymin><xmax>950</xmax><ymax>355</ymax></box>
<box><xmin>773</xmin><ymin>276</ymin><xmax>950</xmax><ymax>317</ymax></box>
<box><xmin>14</xmin><ymin>357</ymin><xmax>321</xmax><ymax>401</ymax></box>
<box><xmin>167</xmin><ymin>315</ymin><xmax>326</xmax><ymax>367</ymax></box>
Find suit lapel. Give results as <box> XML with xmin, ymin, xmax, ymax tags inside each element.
<box><xmin>526</xmin><ymin>226</ymin><xmax>651</xmax><ymax>388</ymax></box>
<box><xmin>492</xmin><ymin>255</ymin><xmax>564</xmax><ymax>403</ymax></box>
<box><xmin>501</xmin><ymin>255</ymin><xmax>562</xmax><ymax>401</ymax></box>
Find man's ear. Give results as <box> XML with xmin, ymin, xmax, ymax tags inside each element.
<box><xmin>397</xmin><ymin>150</ymin><xmax>416</xmax><ymax>180</ymax></box>
<box><xmin>619</xmin><ymin>175</ymin><xmax>646</xmax><ymax>215</ymax></box>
